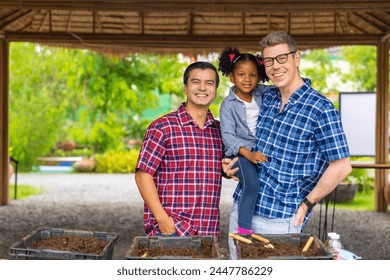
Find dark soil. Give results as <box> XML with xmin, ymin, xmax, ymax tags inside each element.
<box><xmin>136</xmin><ymin>240</ymin><xmax>214</xmax><ymax>258</ymax></box>
<box><xmin>239</xmin><ymin>238</ymin><xmax>326</xmax><ymax>259</ymax></box>
<box><xmin>30</xmin><ymin>236</ymin><xmax>107</xmax><ymax>255</ymax></box>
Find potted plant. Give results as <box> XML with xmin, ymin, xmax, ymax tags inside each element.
<box><xmin>328</xmin><ymin>168</ymin><xmax>373</xmax><ymax>203</ymax></box>
<box><xmin>59</xmin><ymin>140</ymin><xmax>76</xmax><ymax>151</ymax></box>
<box><xmin>73</xmin><ymin>158</ymin><xmax>96</xmax><ymax>173</ymax></box>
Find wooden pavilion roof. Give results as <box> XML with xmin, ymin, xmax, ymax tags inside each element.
<box><xmin>1</xmin><ymin>1</ymin><xmax>390</xmax><ymax>54</ymax></box>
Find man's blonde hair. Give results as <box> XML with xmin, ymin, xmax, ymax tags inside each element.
<box><xmin>259</xmin><ymin>31</ymin><xmax>298</xmax><ymax>54</ymax></box>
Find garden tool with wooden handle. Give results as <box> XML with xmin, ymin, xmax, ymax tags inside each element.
<box><xmin>302</xmin><ymin>236</ymin><xmax>314</xmax><ymax>252</ymax></box>
<box><xmin>229</xmin><ymin>232</ymin><xmax>275</xmax><ymax>249</ymax></box>
<box><xmin>229</xmin><ymin>232</ymin><xmax>252</xmax><ymax>244</ymax></box>
<box><xmin>251</xmin><ymin>233</ymin><xmax>275</xmax><ymax>249</ymax></box>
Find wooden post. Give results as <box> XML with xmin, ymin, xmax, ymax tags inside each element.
<box><xmin>375</xmin><ymin>39</ymin><xmax>389</xmax><ymax>212</ymax></box>
<box><xmin>0</xmin><ymin>32</ymin><xmax>10</xmax><ymax>205</ymax></box>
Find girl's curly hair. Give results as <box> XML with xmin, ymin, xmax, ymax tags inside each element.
<box><xmin>218</xmin><ymin>46</ymin><xmax>269</xmax><ymax>83</ymax></box>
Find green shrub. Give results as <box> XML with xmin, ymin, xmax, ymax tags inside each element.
<box><xmin>95</xmin><ymin>149</ymin><xmax>139</xmax><ymax>173</ymax></box>
<box><xmin>347</xmin><ymin>157</ymin><xmax>375</xmax><ymax>194</ymax></box>
<box><xmin>346</xmin><ymin>168</ymin><xmax>374</xmax><ymax>194</ymax></box>
<box><xmin>53</xmin><ymin>147</ymin><xmax>92</xmax><ymax>158</ymax></box>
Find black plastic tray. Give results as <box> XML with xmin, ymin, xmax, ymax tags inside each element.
<box><xmin>126</xmin><ymin>236</ymin><xmax>222</xmax><ymax>260</ymax></box>
<box><xmin>9</xmin><ymin>227</ymin><xmax>119</xmax><ymax>260</ymax></box>
<box><xmin>235</xmin><ymin>233</ymin><xmax>332</xmax><ymax>260</ymax></box>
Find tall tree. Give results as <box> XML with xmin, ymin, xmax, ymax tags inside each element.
<box><xmin>66</xmin><ymin>52</ymin><xmax>186</xmax><ymax>153</ymax></box>
<box><xmin>9</xmin><ymin>43</ymin><xmax>188</xmax><ymax>169</ymax></box>
<box><xmin>9</xmin><ymin>43</ymin><xmax>67</xmax><ymax>170</ymax></box>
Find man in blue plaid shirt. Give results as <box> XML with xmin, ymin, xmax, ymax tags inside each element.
<box><xmin>223</xmin><ymin>32</ymin><xmax>352</xmax><ymax>259</ymax></box>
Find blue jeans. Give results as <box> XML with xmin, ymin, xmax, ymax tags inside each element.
<box><xmin>228</xmin><ymin>202</ymin><xmax>302</xmax><ymax>259</ymax></box>
<box><xmin>156</xmin><ymin>229</ymin><xmax>178</xmax><ymax>237</ymax></box>
<box><xmin>230</xmin><ymin>155</ymin><xmax>260</xmax><ymax>230</ymax></box>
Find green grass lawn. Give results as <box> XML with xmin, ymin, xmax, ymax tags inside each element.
<box><xmin>10</xmin><ymin>184</ymin><xmax>45</xmax><ymax>200</ymax></box>
<box><xmin>333</xmin><ymin>187</ymin><xmax>387</xmax><ymax>211</ymax></box>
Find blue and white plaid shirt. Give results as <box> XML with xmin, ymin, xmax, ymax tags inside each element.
<box><xmin>233</xmin><ymin>80</ymin><xmax>350</xmax><ymax>220</ymax></box>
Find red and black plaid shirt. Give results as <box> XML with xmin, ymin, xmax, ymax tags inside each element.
<box><xmin>136</xmin><ymin>103</ymin><xmax>223</xmax><ymax>237</ymax></box>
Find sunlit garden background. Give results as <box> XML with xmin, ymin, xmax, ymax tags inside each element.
<box><xmin>8</xmin><ymin>43</ymin><xmax>380</xmax><ymax>210</ymax></box>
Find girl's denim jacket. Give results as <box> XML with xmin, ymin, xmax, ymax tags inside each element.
<box><xmin>219</xmin><ymin>84</ymin><xmax>272</xmax><ymax>156</ymax></box>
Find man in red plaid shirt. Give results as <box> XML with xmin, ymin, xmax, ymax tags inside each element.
<box><xmin>135</xmin><ymin>61</ymin><xmax>223</xmax><ymax>238</ymax></box>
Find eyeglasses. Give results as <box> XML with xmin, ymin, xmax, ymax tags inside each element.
<box><xmin>263</xmin><ymin>51</ymin><xmax>296</xmax><ymax>67</ymax></box>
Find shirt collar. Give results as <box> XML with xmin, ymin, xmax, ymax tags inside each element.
<box><xmin>288</xmin><ymin>82</ymin><xmax>310</xmax><ymax>105</ymax></box>
<box><xmin>178</xmin><ymin>102</ymin><xmax>216</xmax><ymax>128</ymax></box>
<box><xmin>271</xmin><ymin>77</ymin><xmax>312</xmax><ymax>106</ymax></box>
<box><xmin>226</xmin><ymin>86</ymin><xmax>238</xmax><ymax>101</ymax></box>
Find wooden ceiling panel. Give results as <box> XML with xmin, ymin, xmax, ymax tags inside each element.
<box><xmin>0</xmin><ymin>1</ymin><xmax>389</xmax><ymax>54</ymax></box>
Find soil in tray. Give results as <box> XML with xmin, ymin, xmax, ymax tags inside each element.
<box><xmin>240</xmin><ymin>239</ymin><xmax>324</xmax><ymax>259</ymax></box>
<box><xmin>137</xmin><ymin>240</ymin><xmax>214</xmax><ymax>258</ymax></box>
<box><xmin>29</xmin><ymin>236</ymin><xmax>107</xmax><ymax>254</ymax></box>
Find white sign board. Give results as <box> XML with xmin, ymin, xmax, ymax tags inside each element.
<box><xmin>339</xmin><ymin>92</ymin><xmax>376</xmax><ymax>156</ymax></box>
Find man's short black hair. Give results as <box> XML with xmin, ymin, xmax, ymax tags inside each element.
<box><xmin>183</xmin><ymin>61</ymin><xmax>219</xmax><ymax>87</ymax></box>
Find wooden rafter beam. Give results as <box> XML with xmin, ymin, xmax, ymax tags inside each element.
<box><xmin>353</xmin><ymin>12</ymin><xmax>386</xmax><ymax>33</ymax></box>
<box><xmin>66</xmin><ymin>10</ymin><xmax>73</xmax><ymax>32</ymax></box>
<box><xmin>92</xmin><ymin>10</ymin><xmax>95</xmax><ymax>33</ymax></box>
<box><xmin>4</xmin><ymin>31</ymin><xmax>381</xmax><ymax>51</ymax></box>
<box><xmin>0</xmin><ymin>9</ymin><xmax>33</xmax><ymax>29</ymax></box>
<box><xmin>49</xmin><ymin>9</ymin><xmax>51</xmax><ymax>32</ymax></box>
<box><xmin>366</xmin><ymin>12</ymin><xmax>390</xmax><ymax>30</ymax></box>
<box><xmin>347</xmin><ymin>17</ymin><xmax>370</xmax><ymax>34</ymax></box>
<box><xmin>139</xmin><ymin>12</ymin><xmax>143</xmax><ymax>34</ymax></box>
<box><xmin>38</xmin><ymin>10</ymin><xmax>48</xmax><ymax>32</ymax></box>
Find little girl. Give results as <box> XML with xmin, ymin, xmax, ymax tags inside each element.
<box><xmin>218</xmin><ymin>46</ymin><xmax>269</xmax><ymax>234</ymax></box>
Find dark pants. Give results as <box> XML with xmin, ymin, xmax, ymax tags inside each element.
<box><xmin>230</xmin><ymin>155</ymin><xmax>260</xmax><ymax>229</ymax></box>
<box><xmin>156</xmin><ymin>229</ymin><xmax>178</xmax><ymax>237</ymax></box>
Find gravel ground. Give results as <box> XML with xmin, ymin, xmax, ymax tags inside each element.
<box><xmin>0</xmin><ymin>173</ymin><xmax>389</xmax><ymax>260</ymax></box>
